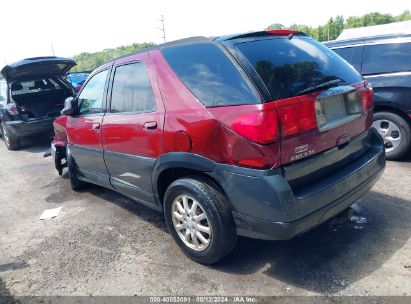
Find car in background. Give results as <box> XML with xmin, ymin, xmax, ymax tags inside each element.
<box><xmin>0</xmin><ymin>79</ymin><xmax>7</xmax><ymax>136</ymax></box>
<box><xmin>52</xmin><ymin>30</ymin><xmax>385</xmax><ymax>264</ymax></box>
<box><xmin>0</xmin><ymin>56</ymin><xmax>76</xmax><ymax>150</ymax></box>
<box><xmin>66</xmin><ymin>71</ymin><xmax>90</xmax><ymax>91</ymax></box>
<box><xmin>325</xmin><ymin>34</ymin><xmax>411</xmax><ymax>160</ymax></box>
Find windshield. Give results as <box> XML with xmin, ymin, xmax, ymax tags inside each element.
<box><xmin>235</xmin><ymin>37</ymin><xmax>363</xmax><ymax>101</ymax></box>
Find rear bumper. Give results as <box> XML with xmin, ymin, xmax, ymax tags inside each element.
<box><xmin>5</xmin><ymin>117</ymin><xmax>54</xmax><ymax>137</ymax></box>
<box><xmin>212</xmin><ymin>128</ymin><xmax>385</xmax><ymax>240</ymax></box>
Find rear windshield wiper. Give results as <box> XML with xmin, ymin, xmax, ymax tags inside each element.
<box><xmin>296</xmin><ymin>79</ymin><xmax>342</xmax><ymax>95</ymax></box>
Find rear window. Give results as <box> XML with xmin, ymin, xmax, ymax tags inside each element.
<box><xmin>11</xmin><ymin>79</ymin><xmax>62</xmax><ymax>96</ymax></box>
<box><xmin>162</xmin><ymin>43</ymin><xmax>260</xmax><ymax>107</ymax></box>
<box><xmin>362</xmin><ymin>42</ymin><xmax>411</xmax><ymax>75</ymax></box>
<box><xmin>235</xmin><ymin>37</ymin><xmax>363</xmax><ymax>101</ymax></box>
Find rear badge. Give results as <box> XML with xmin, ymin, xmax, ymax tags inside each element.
<box><xmin>291</xmin><ymin>144</ymin><xmax>315</xmax><ymax>162</ymax></box>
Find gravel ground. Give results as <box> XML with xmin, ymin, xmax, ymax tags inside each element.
<box><xmin>0</xmin><ymin>136</ymin><xmax>410</xmax><ymax>297</ymax></box>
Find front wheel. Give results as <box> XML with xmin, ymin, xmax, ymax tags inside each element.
<box><xmin>164</xmin><ymin>177</ymin><xmax>237</xmax><ymax>264</ymax></box>
<box><xmin>373</xmin><ymin>111</ymin><xmax>411</xmax><ymax>160</ymax></box>
<box><xmin>1</xmin><ymin>122</ymin><xmax>20</xmax><ymax>150</ymax></box>
<box><xmin>67</xmin><ymin>146</ymin><xmax>87</xmax><ymax>191</ymax></box>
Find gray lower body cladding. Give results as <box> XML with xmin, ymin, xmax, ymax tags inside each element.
<box><xmin>210</xmin><ymin>128</ymin><xmax>385</xmax><ymax>240</ymax></box>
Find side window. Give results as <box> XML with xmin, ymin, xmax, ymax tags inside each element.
<box><xmin>333</xmin><ymin>47</ymin><xmax>355</xmax><ymax>62</ymax></box>
<box><xmin>0</xmin><ymin>82</ymin><xmax>7</xmax><ymax>106</ymax></box>
<box><xmin>161</xmin><ymin>43</ymin><xmax>260</xmax><ymax>107</ymax></box>
<box><xmin>110</xmin><ymin>62</ymin><xmax>155</xmax><ymax>113</ymax></box>
<box><xmin>78</xmin><ymin>70</ymin><xmax>108</xmax><ymax>115</ymax></box>
<box><xmin>362</xmin><ymin>42</ymin><xmax>411</xmax><ymax>75</ymax></box>
<box><xmin>333</xmin><ymin>46</ymin><xmax>363</xmax><ymax>73</ymax></box>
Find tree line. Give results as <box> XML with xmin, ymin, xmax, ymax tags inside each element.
<box><xmin>71</xmin><ymin>42</ymin><xmax>155</xmax><ymax>72</ymax></box>
<box><xmin>266</xmin><ymin>10</ymin><xmax>411</xmax><ymax>42</ymax></box>
<box><xmin>71</xmin><ymin>10</ymin><xmax>411</xmax><ymax>72</ymax></box>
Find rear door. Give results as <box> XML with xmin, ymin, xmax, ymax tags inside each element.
<box><xmin>66</xmin><ymin>68</ymin><xmax>111</xmax><ymax>186</ymax></box>
<box><xmin>101</xmin><ymin>54</ymin><xmax>164</xmax><ymax>205</ymax></box>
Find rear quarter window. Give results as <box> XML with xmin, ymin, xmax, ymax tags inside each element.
<box><xmin>362</xmin><ymin>42</ymin><xmax>411</xmax><ymax>75</ymax></box>
<box><xmin>161</xmin><ymin>43</ymin><xmax>260</xmax><ymax>107</ymax></box>
<box><xmin>235</xmin><ymin>37</ymin><xmax>363</xmax><ymax>101</ymax></box>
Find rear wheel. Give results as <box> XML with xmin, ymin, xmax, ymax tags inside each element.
<box><xmin>164</xmin><ymin>177</ymin><xmax>237</xmax><ymax>264</ymax></box>
<box><xmin>373</xmin><ymin>111</ymin><xmax>411</xmax><ymax>160</ymax></box>
<box><xmin>67</xmin><ymin>146</ymin><xmax>87</xmax><ymax>191</ymax></box>
<box><xmin>1</xmin><ymin>122</ymin><xmax>20</xmax><ymax>150</ymax></box>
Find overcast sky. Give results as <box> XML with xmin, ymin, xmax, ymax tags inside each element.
<box><xmin>1</xmin><ymin>0</ymin><xmax>410</xmax><ymax>66</ymax></box>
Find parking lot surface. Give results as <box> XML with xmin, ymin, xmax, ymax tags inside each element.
<box><xmin>0</xmin><ymin>137</ymin><xmax>410</xmax><ymax>297</ymax></box>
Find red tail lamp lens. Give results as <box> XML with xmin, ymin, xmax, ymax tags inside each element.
<box><xmin>231</xmin><ymin>105</ymin><xmax>280</xmax><ymax>145</ymax></box>
<box><xmin>277</xmin><ymin>97</ymin><xmax>317</xmax><ymax>137</ymax></box>
<box><xmin>360</xmin><ymin>81</ymin><xmax>374</xmax><ymax>110</ymax></box>
<box><xmin>6</xmin><ymin>103</ymin><xmax>19</xmax><ymax>116</ymax></box>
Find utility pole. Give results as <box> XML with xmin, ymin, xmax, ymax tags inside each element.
<box><xmin>51</xmin><ymin>42</ymin><xmax>55</xmax><ymax>56</ymax></box>
<box><xmin>159</xmin><ymin>15</ymin><xmax>166</xmax><ymax>43</ymax></box>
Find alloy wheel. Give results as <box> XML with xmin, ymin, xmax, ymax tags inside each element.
<box><xmin>171</xmin><ymin>194</ymin><xmax>212</xmax><ymax>251</ymax></box>
<box><xmin>373</xmin><ymin>119</ymin><xmax>402</xmax><ymax>153</ymax></box>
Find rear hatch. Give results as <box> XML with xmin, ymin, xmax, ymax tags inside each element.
<box><xmin>219</xmin><ymin>33</ymin><xmax>373</xmax><ymax>166</ymax></box>
<box><xmin>1</xmin><ymin>57</ymin><xmax>75</xmax><ymax>82</ymax></box>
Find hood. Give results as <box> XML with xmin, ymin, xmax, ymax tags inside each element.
<box><xmin>1</xmin><ymin>57</ymin><xmax>76</xmax><ymax>82</ymax></box>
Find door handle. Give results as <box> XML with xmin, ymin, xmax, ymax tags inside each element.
<box><xmin>92</xmin><ymin>123</ymin><xmax>101</xmax><ymax>130</ymax></box>
<box><xmin>143</xmin><ymin>121</ymin><xmax>157</xmax><ymax>130</ymax></box>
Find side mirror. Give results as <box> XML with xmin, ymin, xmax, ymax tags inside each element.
<box><xmin>61</xmin><ymin>97</ymin><xmax>77</xmax><ymax>116</ymax></box>
<box><xmin>0</xmin><ymin>96</ymin><xmax>5</xmax><ymax>102</ymax></box>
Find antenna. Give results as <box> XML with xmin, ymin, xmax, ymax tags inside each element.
<box><xmin>51</xmin><ymin>42</ymin><xmax>55</xmax><ymax>56</ymax></box>
<box><xmin>159</xmin><ymin>15</ymin><xmax>166</xmax><ymax>43</ymax></box>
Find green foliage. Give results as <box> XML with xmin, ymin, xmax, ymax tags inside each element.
<box><xmin>266</xmin><ymin>10</ymin><xmax>411</xmax><ymax>42</ymax></box>
<box><xmin>71</xmin><ymin>42</ymin><xmax>155</xmax><ymax>72</ymax></box>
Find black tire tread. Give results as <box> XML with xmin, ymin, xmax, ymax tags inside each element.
<box><xmin>164</xmin><ymin>176</ymin><xmax>237</xmax><ymax>264</ymax></box>
<box><xmin>67</xmin><ymin>148</ymin><xmax>87</xmax><ymax>191</ymax></box>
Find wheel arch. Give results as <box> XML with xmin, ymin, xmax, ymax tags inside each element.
<box><xmin>153</xmin><ymin>153</ymin><xmax>228</xmax><ymax>205</ymax></box>
<box><xmin>373</xmin><ymin>105</ymin><xmax>411</xmax><ymax>124</ymax></box>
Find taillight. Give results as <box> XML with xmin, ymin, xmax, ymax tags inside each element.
<box><xmin>6</xmin><ymin>103</ymin><xmax>19</xmax><ymax>116</ymax></box>
<box><xmin>208</xmin><ymin>102</ymin><xmax>280</xmax><ymax>145</ymax></box>
<box><xmin>360</xmin><ymin>81</ymin><xmax>374</xmax><ymax>110</ymax></box>
<box><xmin>276</xmin><ymin>96</ymin><xmax>317</xmax><ymax>138</ymax></box>
<box><xmin>231</xmin><ymin>105</ymin><xmax>280</xmax><ymax>144</ymax></box>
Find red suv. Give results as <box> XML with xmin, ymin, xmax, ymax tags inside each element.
<box><xmin>52</xmin><ymin>30</ymin><xmax>385</xmax><ymax>264</ymax></box>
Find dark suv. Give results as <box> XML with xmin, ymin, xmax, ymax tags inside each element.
<box><xmin>52</xmin><ymin>30</ymin><xmax>385</xmax><ymax>264</ymax></box>
<box><xmin>325</xmin><ymin>34</ymin><xmax>411</xmax><ymax>160</ymax></box>
<box><xmin>0</xmin><ymin>57</ymin><xmax>76</xmax><ymax>150</ymax></box>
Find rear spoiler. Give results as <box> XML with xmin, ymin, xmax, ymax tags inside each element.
<box><xmin>214</xmin><ymin>30</ymin><xmax>307</xmax><ymax>42</ymax></box>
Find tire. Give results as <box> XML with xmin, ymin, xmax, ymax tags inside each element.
<box><xmin>373</xmin><ymin>111</ymin><xmax>411</xmax><ymax>160</ymax></box>
<box><xmin>67</xmin><ymin>146</ymin><xmax>87</xmax><ymax>191</ymax></box>
<box><xmin>1</xmin><ymin>122</ymin><xmax>20</xmax><ymax>150</ymax></box>
<box><xmin>164</xmin><ymin>176</ymin><xmax>237</xmax><ymax>264</ymax></box>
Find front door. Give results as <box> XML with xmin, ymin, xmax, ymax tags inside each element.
<box><xmin>66</xmin><ymin>69</ymin><xmax>111</xmax><ymax>186</ymax></box>
<box><xmin>101</xmin><ymin>55</ymin><xmax>164</xmax><ymax>205</ymax></box>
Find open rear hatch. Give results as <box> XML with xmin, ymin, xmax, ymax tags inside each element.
<box><xmin>2</xmin><ymin>57</ymin><xmax>75</xmax><ymax>120</ymax></box>
<box><xmin>1</xmin><ymin>57</ymin><xmax>75</xmax><ymax>82</ymax></box>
